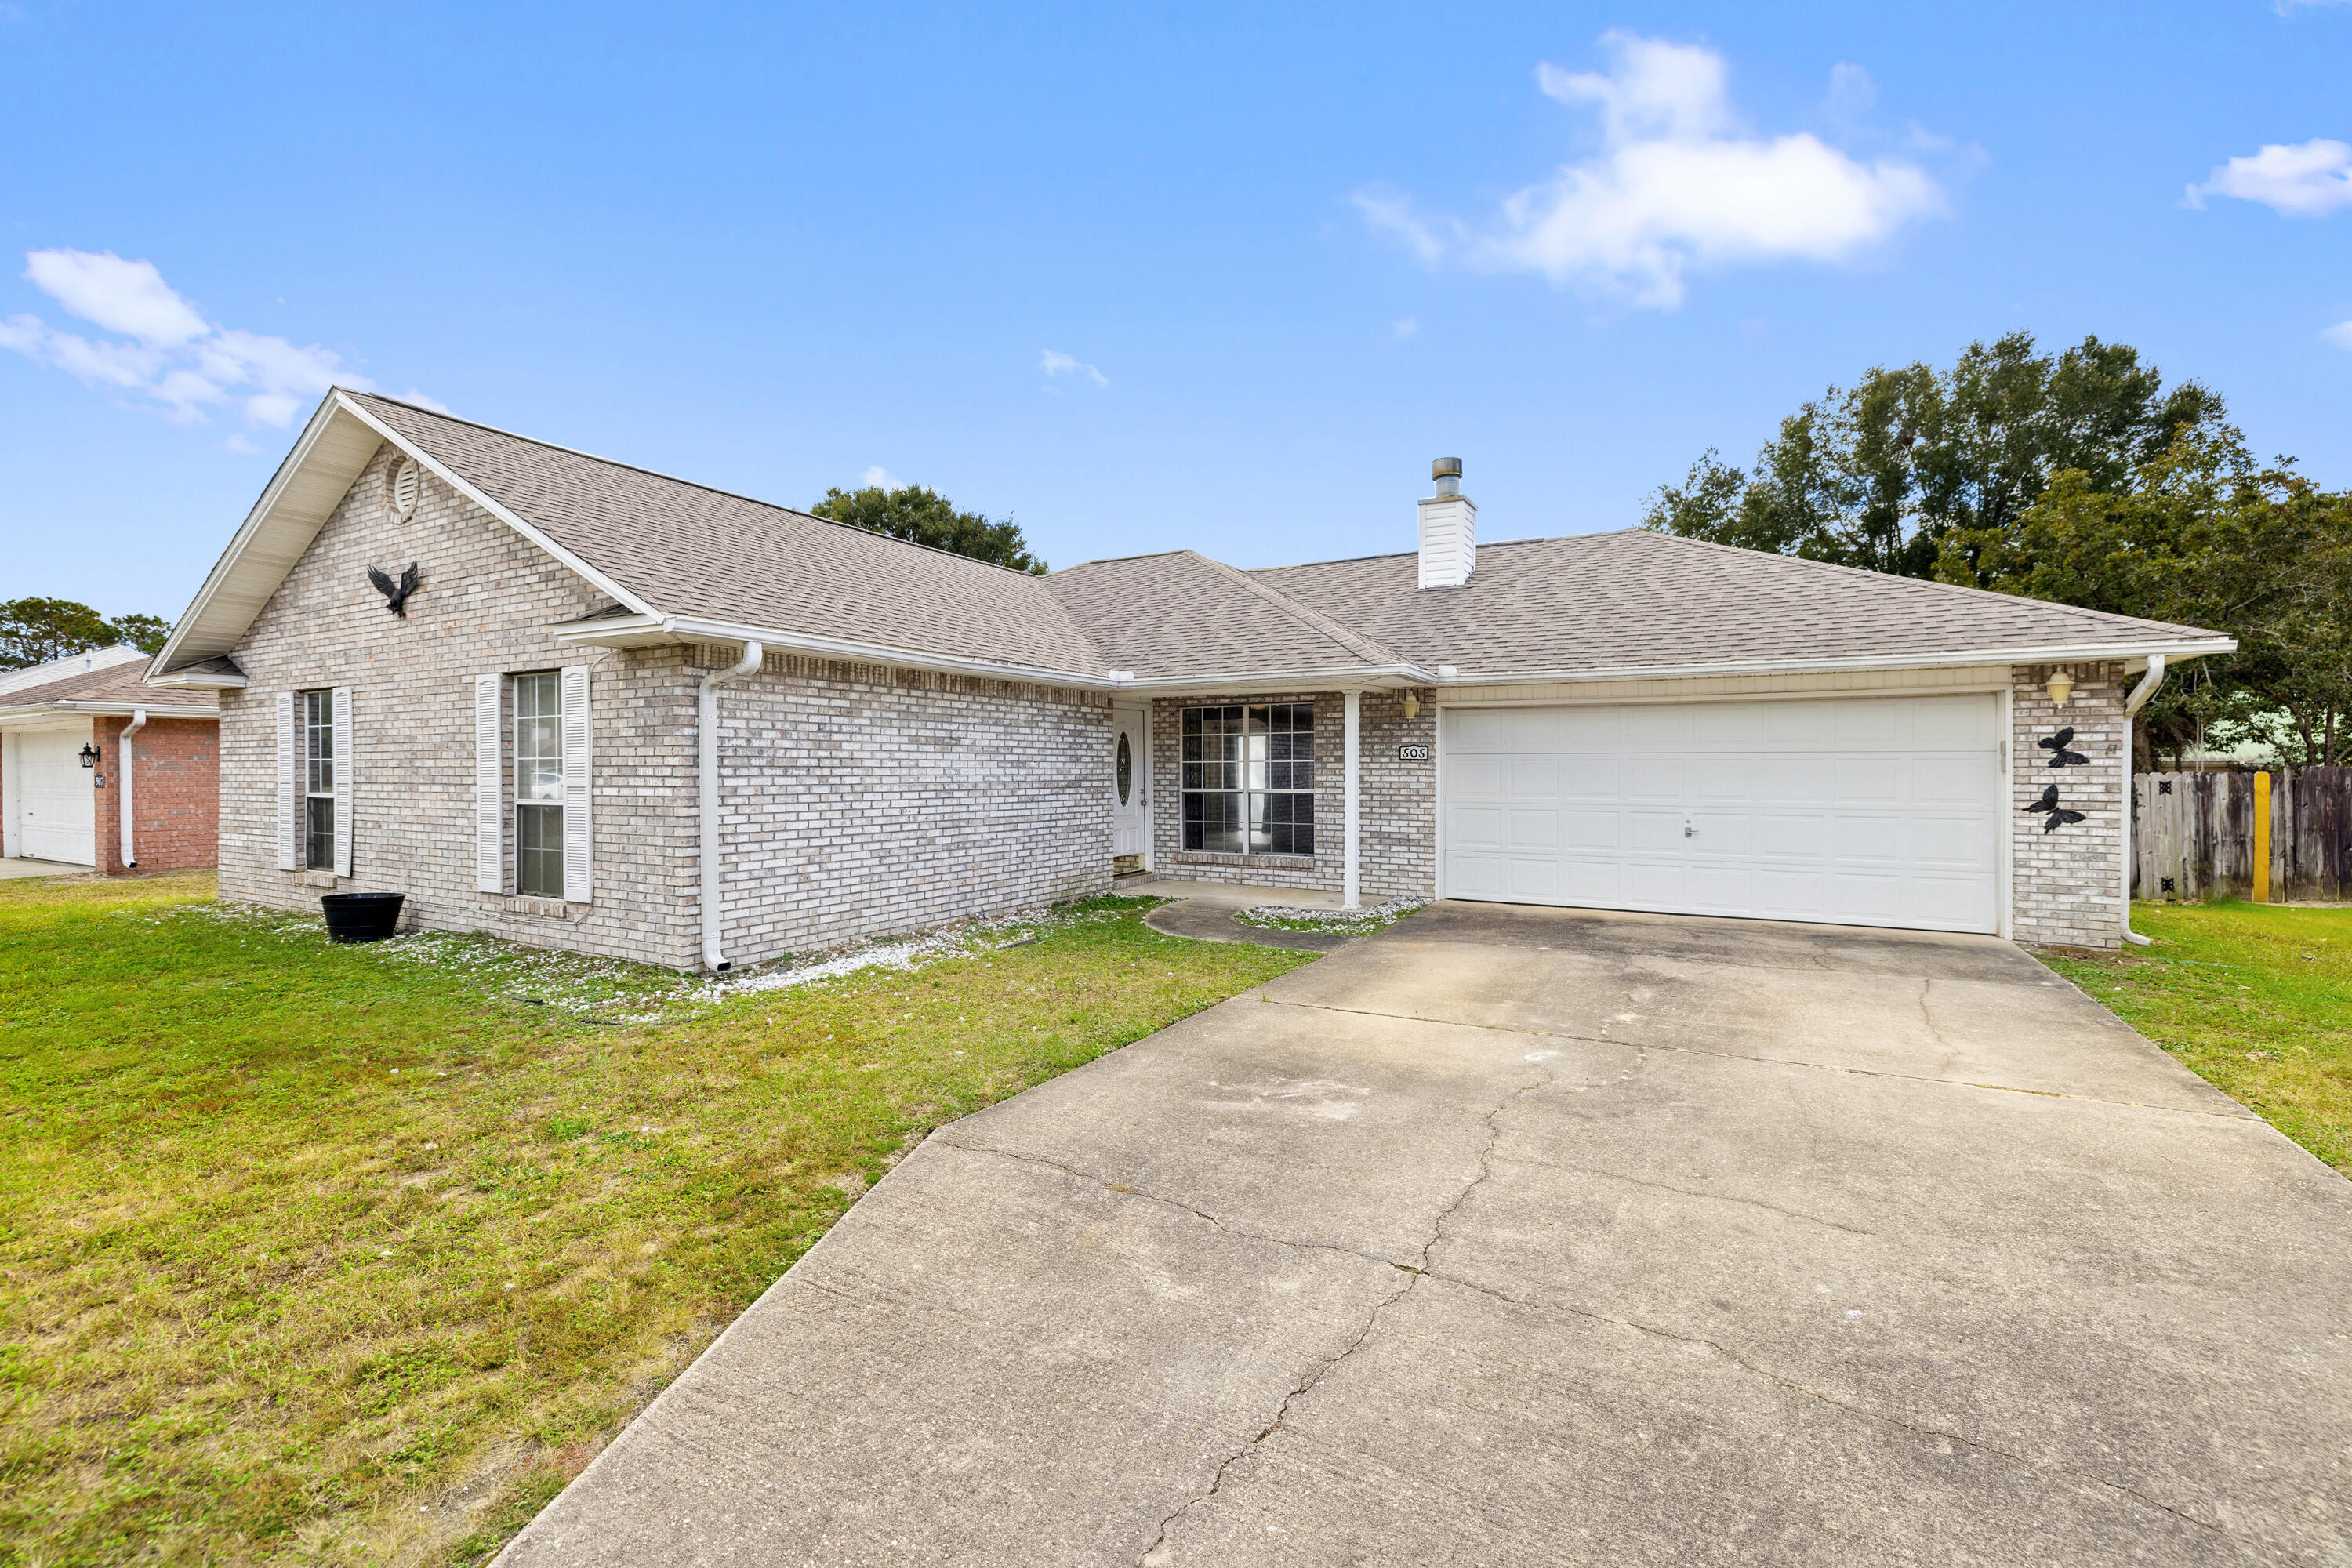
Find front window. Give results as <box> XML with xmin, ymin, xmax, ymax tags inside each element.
<box><xmin>514</xmin><ymin>672</ymin><xmax>564</xmax><ymax>897</ymax></box>
<box><xmin>302</xmin><ymin>688</ymin><xmax>335</xmax><ymax>869</ymax></box>
<box><xmin>1181</xmin><ymin>702</ymin><xmax>1315</xmax><ymax>855</ymax></box>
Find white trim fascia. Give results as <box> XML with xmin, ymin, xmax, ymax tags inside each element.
<box><xmin>1428</xmin><ymin>640</ymin><xmax>2236</xmax><ymax>688</ymax></box>
<box><xmin>143</xmin><ymin>669</ymin><xmax>249</xmax><ymax>691</ymax></box>
<box><xmin>330</xmin><ymin>393</ymin><xmax>660</xmax><ymax>620</ymax></box>
<box><xmin>0</xmin><ymin>702</ymin><xmax>217</xmax><ymax>724</ymax></box>
<box><xmin>150</xmin><ymin>393</ymin><xmax>352</xmax><ymax>679</ymax></box>
<box><xmin>1112</xmin><ymin>663</ymin><xmax>1436</xmax><ymax>696</ymax></box>
<box><xmin>574</xmin><ymin>614</ymin><xmax>1125</xmax><ymax>691</ymax></box>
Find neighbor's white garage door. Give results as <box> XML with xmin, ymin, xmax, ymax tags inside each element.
<box><xmin>9</xmin><ymin>724</ymin><xmax>99</xmax><ymax>866</ymax></box>
<box><xmin>1442</xmin><ymin>695</ymin><xmax>2002</xmax><ymax>934</ymax></box>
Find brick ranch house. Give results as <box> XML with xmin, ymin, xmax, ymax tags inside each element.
<box><xmin>147</xmin><ymin>390</ymin><xmax>2234</xmax><ymax>967</ymax></box>
<box><xmin>1</xmin><ymin>650</ymin><xmax>220</xmax><ymax>874</ymax></box>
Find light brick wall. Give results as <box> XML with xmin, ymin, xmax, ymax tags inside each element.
<box><xmin>1148</xmin><ymin>689</ymin><xmax>1435</xmax><ymax>902</ymax></box>
<box><xmin>219</xmin><ymin>442</ymin><xmax>1115</xmax><ymax>971</ymax></box>
<box><xmin>688</xmin><ymin>646</ymin><xmax>1112</xmax><ymax>968</ymax></box>
<box><xmin>94</xmin><ymin>716</ymin><xmax>217</xmax><ymax>873</ymax></box>
<box><xmin>219</xmin><ymin>443</ymin><xmax>705</xmax><ymax>967</ymax></box>
<box><xmin>2010</xmin><ymin>662</ymin><xmax>2130</xmax><ymax>950</ymax></box>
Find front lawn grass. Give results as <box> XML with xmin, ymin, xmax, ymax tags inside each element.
<box><xmin>0</xmin><ymin>873</ymin><xmax>1312</xmax><ymax>1566</ymax></box>
<box><xmin>2041</xmin><ymin>901</ymin><xmax>2352</xmax><ymax>1172</ymax></box>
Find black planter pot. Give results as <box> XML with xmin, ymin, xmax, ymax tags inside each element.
<box><xmin>321</xmin><ymin>891</ymin><xmax>405</xmax><ymax>943</ymax></box>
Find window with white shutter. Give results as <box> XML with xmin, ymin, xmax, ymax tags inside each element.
<box><xmin>474</xmin><ymin>675</ymin><xmax>503</xmax><ymax>893</ymax></box>
<box><xmin>561</xmin><ymin>665</ymin><xmax>592</xmax><ymax>902</ymax></box>
<box><xmin>276</xmin><ymin>691</ymin><xmax>297</xmax><ymax>870</ymax></box>
<box><xmin>330</xmin><ymin>685</ymin><xmax>353</xmax><ymax>877</ymax></box>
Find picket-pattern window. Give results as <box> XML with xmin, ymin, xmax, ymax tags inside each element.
<box><xmin>1181</xmin><ymin>702</ymin><xmax>1316</xmax><ymax>855</ymax></box>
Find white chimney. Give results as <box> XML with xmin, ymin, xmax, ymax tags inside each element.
<box><xmin>1417</xmin><ymin>457</ymin><xmax>1476</xmax><ymax>588</ymax></box>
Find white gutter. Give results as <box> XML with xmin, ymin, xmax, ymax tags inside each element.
<box><xmin>699</xmin><ymin>642</ymin><xmax>764</xmax><ymax>972</ymax></box>
<box><xmin>1434</xmin><ymin>639</ymin><xmax>2235</xmax><ymax>688</ymax></box>
<box><xmin>118</xmin><ymin>709</ymin><xmax>147</xmax><ymax>869</ymax></box>
<box><xmin>2120</xmin><ymin>655</ymin><xmax>2167</xmax><ymax>947</ymax></box>
<box><xmin>0</xmin><ymin>702</ymin><xmax>216</xmax><ymax>724</ymax></box>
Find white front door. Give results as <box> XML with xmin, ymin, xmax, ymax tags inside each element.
<box><xmin>1442</xmin><ymin>694</ymin><xmax>2002</xmax><ymax>935</ymax></box>
<box><xmin>9</xmin><ymin>723</ymin><xmax>98</xmax><ymax>866</ymax></box>
<box><xmin>1111</xmin><ymin>706</ymin><xmax>1149</xmax><ymax>859</ymax></box>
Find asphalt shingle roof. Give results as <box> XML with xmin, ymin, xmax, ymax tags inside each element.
<box><xmin>1250</xmin><ymin>531</ymin><xmax>2217</xmax><ymax>674</ymax></box>
<box><xmin>341</xmin><ymin>394</ymin><xmax>2225</xmax><ymax>684</ymax></box>
<box><xmin>2</xmin><ymin>661</ymin><xmax>219</xmax><ymax>711</ymax></box>
<box><xmin>348</xmin><ymin>394</ymin><xmax>1109</xmax><ymax>678</ymax></box>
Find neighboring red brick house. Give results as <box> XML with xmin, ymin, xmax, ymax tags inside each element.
<box><xmin>0</xmin><ymin>657</ymin><xmax>218</xmax><ymax>874</ymax></box>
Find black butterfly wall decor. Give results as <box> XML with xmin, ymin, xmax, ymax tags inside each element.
<box><xmin>2038</xmin><ymin>727</ymin><xmax>2089</xmax><ymax>767</ymax></box>
<box><xmin>368</xmin><ymin>562</ymin><xmax>422</xmax><ymax>618</ymax></box>
<box><xmin>2025</xmin><ymin>783</ymin><xmax>2085</xmax><ymax>833</ymax></box>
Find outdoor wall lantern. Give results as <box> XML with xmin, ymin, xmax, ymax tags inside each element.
<box><xmin>2044</xmin><ymin>667</ymin><xmax>2074</xmax><ymax>706</ymax></box>
<box><xmin>78</xmin><ymin>742</ymin><xmax>100</xmax><ymax>768</ymax></box>
<box><xmin>1403</xmin><ymin>691</ymin><xmax>1421</xmax><ymax>720</ymax></box>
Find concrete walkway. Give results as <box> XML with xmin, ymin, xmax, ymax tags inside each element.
<box><xmin>497</xmin><ymin>902</ymin><xmax>2352</xmax><ymax>1567</ymax></box>
<box><xmin>1120</xmin><ymin>876</ymin><xmax>1357</xmax><ymax>953</ymax></box>
<box><xmin>0</xmin><ymin>856</ymin><xmax>90</xmax><ymax>880</ymax></box>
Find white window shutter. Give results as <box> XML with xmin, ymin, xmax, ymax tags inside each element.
<box><xmin>275</xmin><ymin>691</ymin><xmax>297</xmax><ymax>870</ymax></box>
<box><xmin>561</xmin><ymin>665</ymin><xmax>593</xmax><ymax>902</ymax></box>
<box><xmin>330</xmin><ymin>686</ymin><xmax>354</xmax><ymax>877</ymax></box>
<box><xmin>474</xmin><ymin>675</ymin><xmax>503</xmax><ymax>893</ymax></box>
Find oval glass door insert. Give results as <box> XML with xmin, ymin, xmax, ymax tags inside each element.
<box><xmin>1116</xmin><ymin>732</ymin><xmax>1133</xmax><ymax>804</ymax></box>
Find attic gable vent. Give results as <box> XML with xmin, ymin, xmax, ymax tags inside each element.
<box><xmin>387</xmin><ymin>456</ymin><xmax>420</xmax><ymax>521</ymax></box>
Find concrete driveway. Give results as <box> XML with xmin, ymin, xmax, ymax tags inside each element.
<box><xmin>499</xmin><ymin>902</ymin><xmax>2352</xmax><ymax>1567</ymax></box>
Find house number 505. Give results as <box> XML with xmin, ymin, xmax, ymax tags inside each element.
<box><xmin>1396</xmin><ymin>743</ymin><xmax>1432</xmax><ymax>762</ymax></box>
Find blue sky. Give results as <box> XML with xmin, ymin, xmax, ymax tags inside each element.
<box><xmin>2</xmin><ymin>1</ymin><xmax>2347</xmax><ymax>620</ymax></box>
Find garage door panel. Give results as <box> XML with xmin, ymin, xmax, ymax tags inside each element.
<box><xmin>1444</xmin><ymin>695</ymin><xmax>1999</xmax><ymax>935</ymax></box>
<box><xmin>1686</xmin><ymin>758</ymin><xmax>1756</xmax><ymax>803</ymax></box>
<box><xmin>1755</xmin><ymin>812</ymin><xmax>1831</xmax><ymax>860</ymax></box>
<box><xmin>1505</xmin><ymin>809</ymin><xmax>1559</xmax><ymax>849</ymax></box>
<box><xmin>1761</xmin><ymin>757</ymin><xmax>1832</xmax><ymax>804</ymax></box>
<box><xmin>1450</xmin><ymin>807</ymin><xmax>1506</xmax><ymax>849</ymax></box>
<box><xmin>13</xmin><ymin>726</ymin><xmax>97</xmax><ymax>866</ymax></box>
<box><xmin>1505</xmin><ymin>757</ymin><xmax>1559</xmax><ymax>800</ymax></box>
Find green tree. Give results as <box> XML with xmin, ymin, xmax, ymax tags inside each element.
<box><xmin>1643</xmin><ymin>332</ymin><xmax>2227</xmax><ymax>581</ymax></box>
<box><xmin>1985</xmin><ymin>434</ymin><xmax>2352</xmax><ymax>769</ymax></box>
<box><xmin>0</xmin><ymin>597</ymin><xmax>171</xmax><ymax>668</ymax></box>
<box><xmin>807</xmin><ymin>484</ymin><xmax>1047</xmax><ymax>574</ymax></box>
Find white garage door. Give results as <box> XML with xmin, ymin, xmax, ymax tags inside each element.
<box><xmin>1443</xmin><ymin>695</ymin><xmax>2002</xmax><ymax>935</ymax></box>
<box><xmin>9</xmin><ymin>724</ymin><xmax>98</xmax><ymax>866</ymax></box>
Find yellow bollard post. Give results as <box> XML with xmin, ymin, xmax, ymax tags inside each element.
<box><xmin>2253</xmin><ymin>771</ymin><xmax>2272</xmax><ymax>904</ymax></box>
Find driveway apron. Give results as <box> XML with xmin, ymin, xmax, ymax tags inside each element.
<box><xmin>496</xmin><ymin>902</ymin><xmax>2352</xmax><ymax>1567</ymax></box>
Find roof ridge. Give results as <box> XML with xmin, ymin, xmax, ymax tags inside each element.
<box><xmin>1181</xmin><ymin>550</ymin><xmax>1406</xmax><ymax>667</ymax></box>
<box><xmin>344</xmin><ymin>391</ymin><xmax>1062</xmax><ymax>584</ymax></box>
<box><xmin>1628</xmin><ymin>528</ymin><xmax>2209</xmax><ymax>637</ymax></box>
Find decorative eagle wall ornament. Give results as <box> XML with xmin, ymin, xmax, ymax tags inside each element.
<box><xmin>2038</xmin><ymin>727</ymin><xmax>2091</xmax><ymax>767</ymax></box>
<box><xmin>368</xmin><ymin>562</ymin><xmax>422</xmax><ymax>618</ymax></box>
<box><xmin>2025</xmin><ymin>783</ymin><xmax>2086</xmax><ymax>833</ymax></box>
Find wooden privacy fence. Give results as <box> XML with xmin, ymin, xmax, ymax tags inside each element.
<box><xmin>2134</xmin><ymin>768</ymin><xmax>2352</xmax><ymax>903</ymax></box>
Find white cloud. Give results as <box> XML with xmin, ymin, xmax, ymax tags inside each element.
<box><xmin>0</xmin><ymin>249</ymin><xmax>388</xmax><ymax>428</ymax></box>
<box><xmin>858</xmin><ymin>464</ymin><xmax>899</xmax><ymax>489</ymax></box>
<box><xmin>1039</xmin><ymin>348</ymin><xmax>1107</xmax><ymax>387</ymax></box>
<box><xmin>2324</xmin><ymin>319</ymin><xmax>2352</xmax><ymax>350</ymax></box>
<box><xmin>1356</xmin><ymin>33</ymin><xmax>1944</xmax><ymax>310</ymax></box>
<box><xmin>222</xmin><ymin>434</ymin><xmax>262</xmax><ymax>455</ymax></box>
<box><xmin>2185</xmin><ymin>139</ymin><xmax>2352</xmax><ymax>216</ymax></box>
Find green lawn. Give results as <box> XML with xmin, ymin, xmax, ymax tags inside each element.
<box><xmin>2041</xmin><ymin>902</ymin><xmax>2352</xmax><ymax>1172</ymax></box>
<box><xmin>0</xmin><ymin>874</ymin><xmax>1313</xmax><ymax>1566</ymax></box>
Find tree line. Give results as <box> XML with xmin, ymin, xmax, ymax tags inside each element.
<box><xmin>1644</xmin><ymin>331</ymin><xmax>2350</xmax><ymax>771</ymax></box>
<box><xmin>0</xmin><ymin>598</ymin><xmax>172</xmax><ymax>670</ymax></box>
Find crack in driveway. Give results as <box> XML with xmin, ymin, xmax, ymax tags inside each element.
<box><xmin>1406</xmin><ymin>1267</ymin><xmax>2300</xmax><ymax>1565</ymax></box>
<box><xmin>1131</xmin><ymin>1058</ymin><xmax>1560</xmax><ymax>1566</ymax></box>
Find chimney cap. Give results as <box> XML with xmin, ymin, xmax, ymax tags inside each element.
<box><xmin>1432</xmin><ymin>457</ymin><xmax>1463</xmax><ymax>480</ymax></box>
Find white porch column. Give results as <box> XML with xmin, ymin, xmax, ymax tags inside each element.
<box><xmin>1343</xmin><ymin>689</ymin><xmax>1361</xmax><ymax>909</ymax></box>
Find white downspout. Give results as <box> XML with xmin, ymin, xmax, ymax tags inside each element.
<box><xmin>1342</xmin><ymin>690</ymin><xmax>1361</xmax><ymax>909</ymax></box>
<box><xmin>2121</xmin><ymin>655</ymin><xmax>2166</xmax><ymax>947</ymax></box>
<box><xmin>699</xmin><ymin>642</ymin><xmax>764</xmax><ymax>972</ymax></box>
<box><xmin>119</xmin><ymin>709</ymin><xmax>147</xmax><ymax>869</ymax></box>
